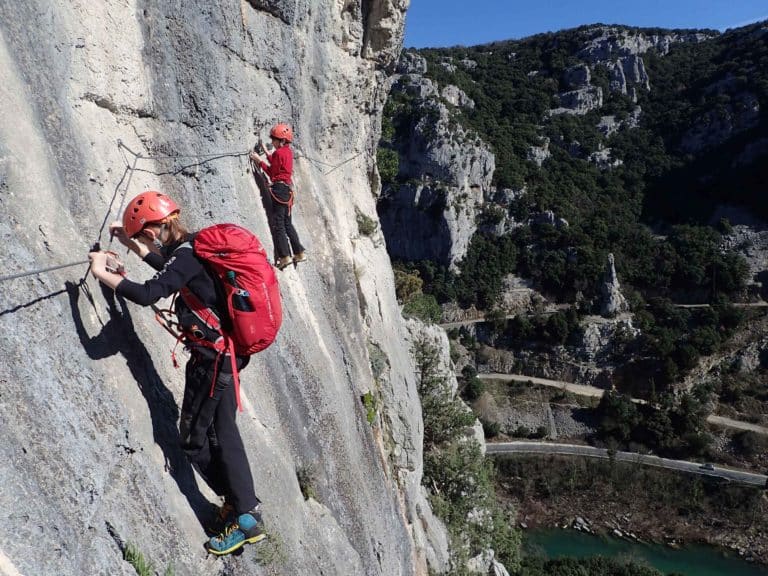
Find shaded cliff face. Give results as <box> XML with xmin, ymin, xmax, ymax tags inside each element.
<box><xmin>0</xmin><ymin>2</ymin><xmax>453</xmax><ymax>575</ymax></box>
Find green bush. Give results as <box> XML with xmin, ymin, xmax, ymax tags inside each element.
<box><xmin>413</xmin><ymin>338</ymin><xmax>521</xmax><ymax>571</ymax></box>
<box><xmin>462</xmin><ymin>375</ymin><xmax>485</xmax><ymax>401</ymax></box>
<box><xmin>480</xmin><ymin>417</ymin><xmax>500</xmax><ymax>438</ymax></box>
<box><xmin>296</xmin><ymin>464</ymin><xmax>318</xmax><ymax>501</ymax></box>
<box><xmin>393</xmin><ymin>267</ymin><xmax>424</xmax><ymax>303</ymax></box>
<box><xmin>732</xmin><ymin>430</ymin><xmax>767</xmax><ymax>458</ymax></box>
<box><xmin>402</xmin><ymin>293</ymin><xmax>442</xmax><ymax>323</ymax></box>
<box><xmin>124</xmin><ymin>544</ymin><xmax>173</xmax><ymax>576</ymax></box>
<box><xmin>361</xmin><ymin>391</ymin><xmax>378</xmax><ymax>425</ymax></box>
<box><xmin>356</xmin><ymin>208</ymin><xmax>378</xmax><ymax>236</ymax></box>
<box><xmin>376</xmin><ymin>147</ymin><xmax>399</xmax><ymax>185</ymax></box>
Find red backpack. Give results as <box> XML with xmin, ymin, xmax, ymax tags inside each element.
<box><xmin>165</xmin><ymin>224</ymin><xmax>282</xmax><ymax>410</ymax></box>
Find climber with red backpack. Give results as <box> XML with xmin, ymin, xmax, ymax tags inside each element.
<box><xmin>250</xmin><ymin>123</ymin><xmax>306</xmax><ymax>270</ymax></box>
<box><xmin>87</xmin><ymin>190</ymin><xmax>280</xmax><ymax>556</ymax></box>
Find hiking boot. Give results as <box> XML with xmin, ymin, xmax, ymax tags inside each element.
<box><xmin>276</xmin><ymin>256</ymin><xmax>293</xmax><ymax>270</ymax></box>
<box><xmin>205</xmin><ymin>501</ymin><xmax>236</xmax><ymax>536</ymax></box>
<box><xmin>205</xmin><ymin>509</ymin><xmax>266</xmax><ymax>556</ymax></box>
<box><xmin>292</xmin><ymin>252</ymin><xmax>307</xmax><ymax>264</ymax></box>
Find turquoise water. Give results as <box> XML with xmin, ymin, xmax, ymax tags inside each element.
<box><xmin>524</xmin><ymin>529</ymin><xmax>768</xmax><ymax>576</ymax></box>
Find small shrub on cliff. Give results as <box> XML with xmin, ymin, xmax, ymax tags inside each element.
<box><xmin>124</xmin><ymin>544</ymin><xmax>174</xmax><ymax>576</ymax></box>
<box><xmin>356</xmin><ymin>208</ymin><xmax>378</xmax><ymax>236</ymax></box>
<box><xmin>403</xmin><ymin>293</ymin><xmax>442</xmax><ymax>323</ymax></box>
<box><xmin>393</xmin><ymin>267</ymin><xmax>424</xmax><ymax>302</ymax></box>
<box><xmin>414</xmin><ymin>339</ymin><xmax>476</xmax><ymax>447</ymax></box>
<box><xmin>376</xmin><ymin>146</ymin><xmax>399</xmax><ymax>186</ymax></box>
<box><xmin>413</xmin><ymin>338</ymin><xmax>521</xmax><ymax>571</ymax></box>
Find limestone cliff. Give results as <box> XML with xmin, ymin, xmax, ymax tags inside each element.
<box><xmin>0</xmin><ymin>2</ymin><xmax>452</xmax><ymax>575</ymax></box>
<box><xmin>377</xmin><ymin>53</ymin><xmax>495</xmax><ymax>268</ymax></box>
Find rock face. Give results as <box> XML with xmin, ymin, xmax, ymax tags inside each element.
<box><xmin>378</xmin><ymin>53</ymin><xmax>495</xmax><ymax>268</ymax></box>
<box><xmin>527</xmin><ymin>138</ymin><xmax>551</xmax><ymax>166</ymax></box>
<box><xmin>577</xmin><ymin>26</ymin><xmax>712</xmax><ymax>62</ymax></box>
<box><xmin>441</xmin><ymin>84</ymin><xmax>475</xmax><ymax>109</ymax></box>
<box><xmin>550</xmin><ymin>86</ymin><xmax>604</xmax><ymax>115</ymax></box>
<box><xmin>563</xmin><ymin>26</ymin><xmax>712</xmax><ymax>107</ymax></box>
<box><xmin>0</xmin><ymin>2</ymin><xmax>454</xmax><ymax>575</ymax></box>
<box><xmin>600</xmin><ymin>253</ymin><xmax>630</xmax><ymax>317</ymax></box>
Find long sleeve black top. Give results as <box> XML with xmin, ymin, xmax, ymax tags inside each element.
<box><xmin>116</xmin><ymin>239</ymin><xmax>217</xmax><ymax>308</ymax></box>
<box><xmin>115</xmin><ymin>238</ymin><xmax>224</xmax><ymax>349</ymax></box>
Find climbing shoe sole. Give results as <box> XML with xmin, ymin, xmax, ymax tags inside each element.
<box><xmin>205</xmin><ymin>533</ymin><xmax>267</xmax><ymax>556</ymax></box>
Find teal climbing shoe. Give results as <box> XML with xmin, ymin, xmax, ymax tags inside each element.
<box><xmin>205</xmin><ymin>509</ymin><xmax>266</xmax><ymax>555</ymax></box>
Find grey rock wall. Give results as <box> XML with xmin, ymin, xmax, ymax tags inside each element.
<box><xmin>379</xmin><ymin>56</ymin><xmax>495</xmax><ymax>268</ymax></box>
<box><xmin>0</xmin><ymin>1</ymin><xmax>451</xmax><ymax>575</ymax></box>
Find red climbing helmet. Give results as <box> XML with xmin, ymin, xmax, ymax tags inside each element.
<box><xmin>270</xmin><ymin>123</ymin><xmax>293</xmax><ymax>143</ymax></box>
<box><xmin>122</xmin><ymin>190</ymin><xmax>180</xmax><ymax>238</ymax></box>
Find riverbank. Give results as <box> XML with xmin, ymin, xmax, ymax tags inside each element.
<box><xmin>523</xmin><ymin>528</ymin><xmax>768</xmax><ymax>576</ymax></box>
<box><xmin>496</xmin><ymin>454</ymin><xmax>768</xmax><ymax>566</ymax></box>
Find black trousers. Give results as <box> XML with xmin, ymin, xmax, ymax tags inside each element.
<box><xmin>260</xmin><ymin>182</ymin><xmax>305</xmax><ymax>260</ymax></box>
<box><xmin>180</xmin><ymin>353</ymin><xmax>259</xmax><ymax>515</ymax></box>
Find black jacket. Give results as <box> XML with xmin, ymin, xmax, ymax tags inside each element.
<box><xmin>116</xmin><ymin>237</ymin><xmax>224</xmax><ymax>349</ymax></box>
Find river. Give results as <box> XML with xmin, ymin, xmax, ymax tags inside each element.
<box><xmin>524</xmin><ymin>529</ymin><xmax>768</xmax><ymax>575</ymax></box>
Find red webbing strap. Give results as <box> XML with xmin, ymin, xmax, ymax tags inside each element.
<box><xmin>179</xmin><ymin>287</ymin><xmax>222</xmax><ymax>331</ymax></box>
<box><xmin>178</xmin><ymin>289</ymin><xmax>242</xmax><ymax>411</ymax></box>
<box><xmin>207</xmin><ymin>336</ymin><xmax>242</xmax><ymax>412</ymax></box>
<box><xmin>228</xmin><ymin>336</ymin><xmax>243</xmax><ymax>412</ymax></box>
<box><xmin>270</xmin><ymin>185</ymin><xmax>295</xmax><ymax>215</ymax></box>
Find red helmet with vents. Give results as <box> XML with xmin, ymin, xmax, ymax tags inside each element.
<box><xmin>122</xmin><ymin>191</ymin><xmax>180</xmax><ymax>238</ymax></box>
<box><xmin>269</xmin><ymin>123</ymin><xmax>293</xmax><ymax>143</ymax></box>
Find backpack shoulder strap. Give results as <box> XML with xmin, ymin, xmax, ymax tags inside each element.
<box><xmin>179</xmin><ymin>287</ymin><xmax>221</xmax><ymax>332</ymax></box>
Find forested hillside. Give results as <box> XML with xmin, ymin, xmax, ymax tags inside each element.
<box><xmin>378</xmin><ymin>22</ymin><xmax>768</xmax><ymax>572</ymax></box>
<box><xmin>384</xmin><ymin>22</ymin><xmax>767</xmax><ymax>300</ymax></box>
<box><xmin>379</xmin><ymin>21</ymin><xmax>768</xmax><ymax>396</ymax></box>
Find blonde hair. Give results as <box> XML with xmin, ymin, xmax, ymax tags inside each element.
<box><xmin>161</xmin><ymin>213</ymin><xmax>188</xmax><ymax>244</ymax></box>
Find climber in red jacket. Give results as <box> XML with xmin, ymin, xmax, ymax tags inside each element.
<box><xmin>250</xmin><ymin>123</ymin><xmax>306</xmax><ymax>270</ymax></box>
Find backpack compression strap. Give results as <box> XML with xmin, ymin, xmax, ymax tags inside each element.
<box><xmin>178</xmin><ymin>287</ymin><xmax>244</xmax><ymax>411</ymax></box>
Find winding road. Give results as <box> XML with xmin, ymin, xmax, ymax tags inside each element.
<box><xmin>478</xmin><ymin>373</ymin><xmax>768</xmax><ymax>436</ymax></box>
<box><xmin>486</xmin><ymin>441</ymin><xmax>768</xmax><ymax>487</ymax></box>
<box><xmin>440</xmin><ymin>301</ymin><xmax>768</xmax><ymax>329</ymax></box>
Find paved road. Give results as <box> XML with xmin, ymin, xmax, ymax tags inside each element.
<box><xmin>486</xmin><ymin>441</ymin><xmax>768</xmax><ymax>487</ymax></box>
<box><xmin>478</xmin><ymin>373</ymin><xmax>768</xmax><ymax>436</ymax></box>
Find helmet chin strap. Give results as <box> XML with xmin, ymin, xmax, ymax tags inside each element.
<box><xmin>152</xmin><ymin>223</ymin><xmax>168</xmax><ymax>249</ymax></box>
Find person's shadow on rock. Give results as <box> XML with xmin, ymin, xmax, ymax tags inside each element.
<box><xmin>66</xmin><ymin>280</ymin><xmax>214</xmax><ymax>526</ymax></box>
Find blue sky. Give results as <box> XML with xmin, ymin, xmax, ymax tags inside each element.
<box><xmin>404</xmin><ymin>0</ymin><xmax>768</xmax><ymax>48</ymax></box>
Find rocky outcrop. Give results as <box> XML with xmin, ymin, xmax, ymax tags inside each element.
<box><xmin>597</xmin><ymin>107</ymin><xmax>642</xmax><ymax>136</ymax></box>
<box><xmin>575</xmin><ymin>27</ymin><xmax>712</xmax><ymax>101</ymax></box>
<box><xmin>528</xmin><ymin>210</ymin><xmax>569</xmax><ymax>229</ymax></box>
<box><xmin>0</xmin><ymin>1</ymin><xmax>454</xmax><ymax>575</ymax></box>
<box><xmin>604</xmin><ymin>55</ymin><xmax>650</xmax><ymax>100</ymax></box>
<box><xmin>577</xmin><ymin>26</ymin><xmax>713</xmax><ymax>62</ymax></box>
<box><xmin>397</xmin><ymin>50</ymin><xmax>428</xmax><ymax>74</ymax></box>
<box><xmin>576</xmin><ymin>317</ymin><xmax>640</xmax><ymax>364</ymax></box>
<box><xmin>600</xmin><ymin>253</ymin><xmax>630</xmax><ymax>317</ymax></box>
<box><xmin>527</xmin><ymin>137</ymin><xmax>551</xmax><ymax>166</ymax></box>
<box><xmin>720</xmin><ymin>224</ymin><xmax>768</xmax><ymax>288</ymax></box>
<box><xmin>550</xmin><ymin>86</ymin><xmax>604</xmax><ymax>115</ymax></box>
<box><xmin>562</xmin><ymin>64</ymin><xmax>591</xmax><ymax>90</ymax></box>
<box><xmin>441</xmin><ymin>84</ymin><xmax>474</xmax><ymax>109</ymax></box>
<box><xmin>396</xmin><ymin>73</ymin><xmax>439</xmax><ymax>99</ymax></box>
<box><xmin>588</xmin><ymin>145</ymin><xmax>623</xmax><ymax>170</ymax></box>
<box><xmin>379</xmin><ymin>55</ymin><xmax>495</xmax><ymax>268</ymax></box>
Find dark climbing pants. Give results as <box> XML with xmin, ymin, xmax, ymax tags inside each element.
<box><xmin>261</xmin><ymin>182</ymin><xmax>305</xmax><ymax>260</ymax></box>
<box><xmin>180</xmin><ymin>353</ymin><xmax>259</xmax><ymax>515</ymax></box>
